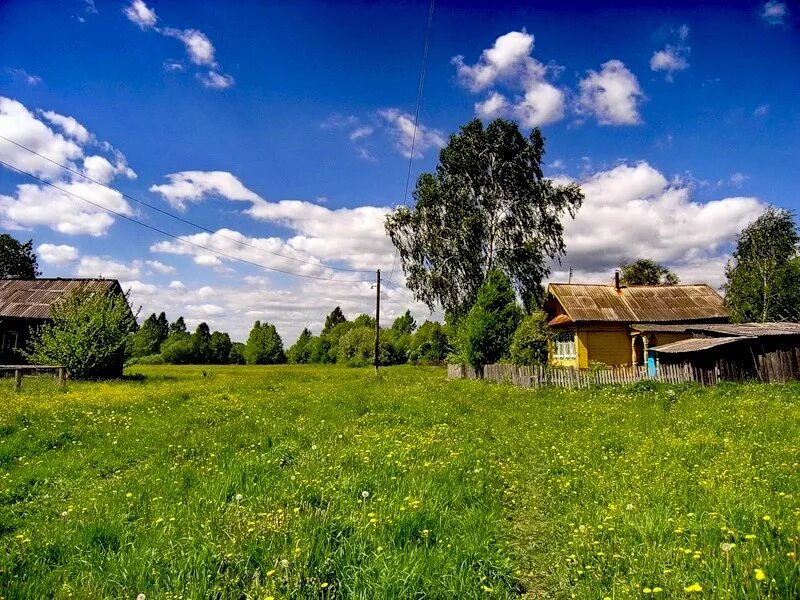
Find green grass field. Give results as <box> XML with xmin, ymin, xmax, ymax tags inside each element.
<box><xmin>1</xmin><ymin>365</ymin><xmax>799</xmax><ymax>599</ymax></box>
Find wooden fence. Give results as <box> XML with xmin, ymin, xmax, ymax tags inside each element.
<box><xmin>0</xmin><ymin>365</ymin><xmax>67</xmax><ymax>391</ymax></box>
<box><xmin>448</xmin><ymin>362</ymin><xmax>698</xmax><ymax>389</ymax></box>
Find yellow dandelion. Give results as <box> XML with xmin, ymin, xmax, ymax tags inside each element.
<box><xmin>684</xmin><ymin>583</ymin><xmax>702</xmax><ymax>593</ymax></box>
<box><xmin>755</xmin><ymin>568</ymin><xmax>766</xmax><ymax>581</ymax></box>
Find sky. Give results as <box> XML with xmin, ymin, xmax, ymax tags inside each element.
<box><xmin>0</xmin><ymin>0</ymin><xmax>798</xmax><ymax>343</ymax></box>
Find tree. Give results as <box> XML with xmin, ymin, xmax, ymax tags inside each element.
<box><xmin>409</xmin><ymin>320</ymin><xmax>451</xmax><ymax>365</ymax></box>
<box><xmin>160</xmin><ymin>333</ymin><xmax>193</xmax><ymax>364</ymax></box>
<box><xmin>390</xmin><ymin>310</ymin><xmax>417</xmax><ymax>335</ymax></box>
<box><xmin>228</xmin><ymin>342</ymin><xmax>246</xmax><ymax>365</ymax></box>
<box><xmin>457</xmin><ymin>270</ymin><xmax>522</xmax><ymax>373</ymax></box>
<box><xmin>287</xmin><ymin>328</ymin><xmax>313</xmax><ymax>364</ymax></box>
<box><xmin>352</xmin><ymin>313</ymin><xmax>376</xmax><ymax>329</ymax></box>
<box><xmin>338</xmin><ymin>326</ymin><xmax>375</xmax><ymax>367</ymax></box>
<box><xmin>510</xmin><ymin>311</ymin><xmax>553</xmax><ymax>366</ymax></box>
<box><xmin>619</xmin><ymin>258</ymin><xmax>679</xmax><ymax>286</ymax></box>
<box><xmin>209</xmin><ymin>331</ymin><xmax>232</xmax><ymax>364</ymax></box>
<box><xmin>0</xmin><ymin>234</ymin><xmax>40</xmax><ymax>279</ymax></box>
<box><xmin>322</xmin><ymin>307</ymin><xmax>347</xmax><ymax>335</ymax></box>
<box><xmin>385</xmin><ymin>118</ymin><xmax>583</xmax><ymax>319</ymax></box>
<box><xmin>127</xmin><ymin>313</ymin><xmax>163</xmax><ymax>358</ymax></box>
<box><xmin>155</xmin><ymin>312</ymin><xmax>169</xmax><ymax>345</ymax></box>
<box><xmin>244</xmin><ymin>320</ymin><xmax>286</xmax><ymax>365</ymax></box>
<box><xmin>191</xmin><ymin>322</ymin><xmax>212</xmax><ymax>364</ymax></box>
<box><xmin>169</xmin><ymin>316</ymin><xmax>186</xmax><ymax>336</ymax></box>
<box><xmin>724</xmin><ymin>207</ymin><xmax>800</xmax><ymax>322</ymax></box>
<box><xmin>26</xmin><ymin>289</ymin><xmax>135</xmax><ymax>378</ymax></box>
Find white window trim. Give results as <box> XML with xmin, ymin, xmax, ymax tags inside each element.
<box><xmin>553</xmin><ymin>331</ymin><xmax>577</xmax><ymax>360</ymax></box>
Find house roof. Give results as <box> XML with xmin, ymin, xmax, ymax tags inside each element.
<box><xmin>547</xmin><ymin>283</ymin><xmax>728</xmax><ymax>324</ymax></box>
<box><xmin>0</xmin><ymin>278</ymin><xmax>123</xmax><ymax>319</ymax></box>
<box><xmin>686</xmin><ymin>322</ymin><xmax>800</xmax><ymax>337</ymax></box>
<box><xmin>630</xmin><ymin>323</ymin><xmax>695</xmax><ymax>333</ymax></box>
<box><xmin>650</xmin><ymin>336</ymin><xmax>751</xmax><ymax>354</ymax></box>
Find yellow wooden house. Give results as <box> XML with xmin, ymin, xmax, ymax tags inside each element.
<box><xmin>544</xmin><ymin>275</ymin><xmax>729</xmax><ymax>368</ymax></box>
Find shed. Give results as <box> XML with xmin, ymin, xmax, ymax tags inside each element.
<box><xmin>0</xmin><ymin>278</ymin><xmax>131</xmax><ymax>376</ymax></box>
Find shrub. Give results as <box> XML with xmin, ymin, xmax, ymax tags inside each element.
<box><xmin>338</xmin><ymin>326</ymin><xmax>374</xmax><ymax>367</ymax></box>
<box><xmin>409</xmin><ymin>320</ymin><xmax>451</xmax><ymax>365</ymax></box>
<box><xmin>25</xmin><ymin>288</ymin><xmax>136</xmax><ymax>379</ymax></box>
<box><xmin>510</xmin><ymin>311</ymin><xmax>552</xmax><ymax>366</ymax></box>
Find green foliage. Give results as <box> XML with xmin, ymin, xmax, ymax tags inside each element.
<box><xmin>169</xmin><ymin>316</ymin><xmax>186</xmax><ymax>336</ymax></box>
<box><xmin>190</xmin><ymin>323</ymin><xmax>213</xmax><ymax>364</ymax></box>
<box><xmin>409</xmin><ymin>320</ymin><xmax>451</xmax><ymax>365</ymax></box>
<box><xmin>244</xmin><ymin>320</ymin><xmax>286</xmax><ymax>365</ymax></box>
<box><xmin>25</xmin><ymin>288</ymin><xmax>135</xmax><ymax>378</ymax></box>
<box><xmin>287</xmin><ymin>328</ymin><xmax>313</xmax><ymax>364</ymax></box>
<box><xmin>385</xmin><ymin>118</ymin><xmax>583</xmax><ymax>318</ymax></box>
<box><xmin>322</xmin><ymin>306</ymin><xmax>347</xmax><ymax>335</ymax></box>
<box><xmin>208</xmin><ymin>331</ymin><xmax>232</xmax><ymax>364</ymax></box>
<box><xmin>305</xmin><ymin>336</ymin><xmax>332</xmax><ymax>364</ymax></box>
<box><xmin>352</xmin><ymin>313</ymin><xmax>376</xmax><ymax>329</ymax></box>
<box><xmin>337</xmin><ymin>325</ymin><xmax>375</xmax><ymax>367</ymax></box>
<box><xmin>724</xmin><ymin>207</ymin><xmax>800</xmax><ymax>322</ymax></box>
<box><xmin>510</xmin><ymin>311</ymin><xmax>552</xmax><ymax>366</ymax></box>
<box><xmin>322</xmin><ymin>321</ymin><xmax>354</xmax><ymax>363</ymax></box>
<box><xmin>0</xmin><ymin>233</ymin><xmax>40</xmax><ymax>279</ymax></box>
<box><xmin>390</xmin><ymin>310</ymin><xmax>417</xmax><ymax>335</ymax></box>
<box><xmin>458</xmin><ymin>270</ymin><xmax>523</xmax><ymax>371</ymax></box>
<box><xmin>160</xmin><ymin>332</ymin><xmax>193</xmax><ymax>364</ymax></box>
<box><xmin>127</xmin><ymin>312</ymin><xmax>169</xmax><ymax>359</ymax></box>
<box><xmin>619</xmin><ymin>258</ymin><xmax>679</xmax><ymax>286</ymax></box>
<box><xmin>228</xmin><ymin>342</ymin><xmax>246</xmax><ymax>365</ymax></box>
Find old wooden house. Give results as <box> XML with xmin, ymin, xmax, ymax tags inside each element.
<box><xmin>544</xmin><ymin>274</ymin><xmax>729</xmax><ymax>368</ymax></box>
<box><xmin>0</xmin><ymin>278</ymin><xmax>131</xmax><ymax>374</ymax></box>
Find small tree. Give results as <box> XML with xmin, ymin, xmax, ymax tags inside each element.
<box><xmin>191</xmin><ymin>323</ymin><xmax>213</xmax><ymax>364</ymax></box>
<box><xmin>287</xmin><ymin>328</ymin><xmax>313</xmax><ymax>364</ymax></box>
<box><xmin>510</xmin><ymin>311</ymin><xmax>553</xmax><ymax>366</ymax></box>
<box><xmin>26</xmin><ymin>288</ymin><xmax>135</xmax><ymax>378</ymax></box>
<box><xmin>338</xmin><ymin>326</ymin><xmax>375</xmax><ymax>367</ymax></box>
<box><xmin>619</xmin><ymin>258</ymin><xmax>679</xmax><ymax>286</ymax></box>
<box><xmin>228</xmin><ymin>342</ymin><xmax>246</xmax><ymax>365</ymax></box>
<box><xmin>409</xmin><ymin>320</ymin><xmax>451</xmax><ymax>365</ymax></box>
<box><xmin>209</xmin><ymin>331</ymin><xmax>232</xmax><ymax>364</ymax></box>
<box><xmin>458</xmin><ymin>270</ymin><xmax>522</xmax><ymax>373</ymax></box>
<box><xmin>169</xmin><ymin>316</ymin><xmax>187</xmax><ymax>335</ymax></box>
<box><xmin>244</xmin><ymin>321</ymin><xmax>286</xmax><ymax>365</ymax></box>
<box><xmin>0</xmin><ymin>234</ymin><xmax>40</xmax><ymax>279</ymax></box>
<box><xmin>127</xmin><ymin>313</ymin><xmax>163</xmax><ymax>358</ymax></box>
<box><xmin>724</xmin><ymin>207</ymin><xmax>800</xmax><ymax>322</ymax></box>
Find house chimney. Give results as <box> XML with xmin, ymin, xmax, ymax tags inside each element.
<box><xmin>614</xmin><ymin>270</ymin><xmax>620</xmax><ymax>290</ymax></box>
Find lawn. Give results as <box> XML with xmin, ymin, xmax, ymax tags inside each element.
<box><xmin>1</xmin><ymin>365</ymin><xmax>799</xmax><ymax>599</ymax></box>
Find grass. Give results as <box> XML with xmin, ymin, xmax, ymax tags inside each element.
<box><xmin>0</xmin><ymin>366</ymin><xmax>797</xmax><ymax>599</ymax></box>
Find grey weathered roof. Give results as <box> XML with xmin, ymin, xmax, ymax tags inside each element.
<box><xmin>687</xmin><ymin>322</ymin><xmax>800</xmax><ymax>337</ymax></box>
<box><xmin>547</xmin><ymin>283</ymin><xmax>728</xmax><ymax>324</ymax></box>
<box><xmin>651</xmin><ymin>336</ymin><xmax>751</xmax><ymax>354</ymax></box>
<box><xmin>630</xmin><ymin>323</ymin><xmax>695</xmax><ymax>333</ymax></box>
<box><xmin>0</xmin><ymin>278</ymin><xmax>122</xmax><ymax>319</ymax></box>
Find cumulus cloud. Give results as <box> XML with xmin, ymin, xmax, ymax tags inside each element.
<box><xmin>162</xmin><ymin>28</ymin><xmax>216</xmax><ymax>65</ymax></box>
<box><xmin>149</xmin><ymin>170</ymin><xmax>262</xmax><ymax>210</ymax></box>
<box><xmin>123</xmin><ymin>0</ymin><xmax>157</xmax><ymax>29</ymax></box>
<box><xmin>554</xmin><ymin>161</ymin><xmax>765</xmax><ymax>289</ymax></box>
<box><xmin>197</xmin><ymin>70</ymin><xmax>235</xmax><ymax>89</ymax></box>
<box><xmin>650</xmin><ymin>25</ymin><xmax>690</xmax><ymax>81</ymax></box>
<box><xmin>378</xmin><ymin>109</ymin><xmax>445</xmax><ymax>159</ymax></box>
<box><xmin>577</xmin><ymin>60</ymin><xmax>645</xmax><ymax>125</ymax></box>
<box><xmin>37</xmin><ymin>243</ymin><xmax>79</xmax><ymax>266</ymax></box>
<box><xmin>453</xmin><ymin>30</ymin><xmax>566</xmax><ymax>127</ymax></box>
<box><xmin>77</xmin><ymin>255</ymin><xmax>143</xmax><ymax>279</ymax></box>
<box><xmin>0</xmin><ymin>97</ymin><xmax>136</xmax><ymax>235</ymax></box>
<box><xmin>145</xmin><ymin>260</ymin><xmax>174</xmax><ymax>274</ymax></box>
<box><xmin>761</xmin><ymin>1</ymin><xmax>788</xmax><ymax>25</ymax></box>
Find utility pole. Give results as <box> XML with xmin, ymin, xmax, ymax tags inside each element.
<box><xmin>374</xmin><ymin>269</ymin><xmax>381</xmax><ymax>374</ymax></box>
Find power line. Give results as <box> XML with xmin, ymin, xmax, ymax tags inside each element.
<box><xmin>0</xmin><ymin>134</ymin><xmax>372</xmax><ymax>275</ymax></box>
<box><xmin>0</xmin><ymin>159</ymin><xmax>373</xmax><ymax>284</ymax></box>
<box><xmin>387</xmin><ymin>0</ymin><xmax>435</xmax><ymax>285</ymax></box>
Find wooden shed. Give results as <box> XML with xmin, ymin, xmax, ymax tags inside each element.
<box><xmin>650</xmin><ymin>322</ymin><xmax>800</xmax><ymax>383</ymax></box>
<box><xmin>544</xmin><ymin>276</ymin><xmax>729</xmax><ymax>368</ymax></box>
<box><xmin>0</xmin><ymin>278</ymin><xmax>131</xmax><ymax>375</ymax></box>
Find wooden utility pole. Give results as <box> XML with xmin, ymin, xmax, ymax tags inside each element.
<box><xmin>374</xmin><ymin>269</ymin><xmax>381</xmax><ymax>374</ymax></box>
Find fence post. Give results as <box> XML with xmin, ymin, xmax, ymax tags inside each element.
<box><xmin>14</xmin><ymin>369</ymin><xmax>22</xmax><ymax>392</ymax></box>
<box><xmin>58</xmin><ymin>367</ymin><xmax>66</xmax><ymax>389</ymax></box>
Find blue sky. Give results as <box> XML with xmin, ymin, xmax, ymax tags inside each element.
<box><xmin>0</xmin><ymin>0</ymin><xmax>798</xmax><ymax>342</ymax></box>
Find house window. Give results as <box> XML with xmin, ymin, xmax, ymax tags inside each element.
<box><xmin>1</xmin><ymin>332</ymin><xmax>18</xmax><ymax>351</ymax></box>
<box><xmin>554</xmin><ymin>331</ymin><xmax>576</xmax><ymax>359</ymax></box>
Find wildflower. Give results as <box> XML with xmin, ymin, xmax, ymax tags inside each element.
<box><xmin>754</xmin><ymin>568</ymin><xmax>766</xmax><ymax>581</ymax></box>
<box><xmin>481</xmin><ymin>585</ymin><xmax>493</xmax><ymax>593</ymax></box>
<box><xmin>745</xmin><ymin>534</ymin><xmax>756</xmax><ymax>540</ymax></box>
<box><xmin>235</xmin><ymin>493</ymin><xmax>243</xmax><ymax>502</ymax></box>
<box><xmin>280</xmin><ymin>559</ymin><xmax>289</xmax><ymax>568</ymax></box>
<box><xmin>684</xmin><ymin>583</ymin><xmax>702</xmax><ymax>593</ymax></box>
<box><xmin>653</xmin><ymin>588</ymin><xmax>663</xmax><ymax>594</ymax></box>
<box><xmin>720</xmin><ymin>542</ymin><xmax>735</xmax><ymax>553</ymax></box>
<box><xmin>137</xmin><ymin>595</ymin><xmax>146</xmax><ymax>600</ymax></box>
<box><xmin>126</xmin><ymin>492</ymin><xmax>133</xmax><ymax>498</ymax></box>
<box><xmin>762</xmin><ymin>515</ymin><xmax>771</xmax><ymax>522</ymax></box>
<box><xmin>266</xmin><ymin>570</ymin><xmax>275</xmax><ymax>577</ymax></box>
<box><xmin>643</xmin><ymin>588</ymin><xmax>652</xmax><ymax>594</ymax></box>
<box><xmin>320</xmin><ymin>582</ymin><xmax>328</xmax><ymax>589</ymax></box>
<box><xmin>361</xmin><ymin>490</ymin><xmax>370</xmax><ymax>499</ymax></box>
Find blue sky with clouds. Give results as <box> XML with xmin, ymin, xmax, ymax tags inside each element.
<box><xmin>0</xmin><ymin>0</ymin><xmax>798</xmax><ymax>342</ymax></box>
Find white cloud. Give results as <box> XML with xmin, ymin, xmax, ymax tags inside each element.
<box><xmin>197</xmin><ymin>70</ymin><xmax>235</xmax><ymax>89</ymax></box>
<box><xmin>761</xmin><ymin>1</ymin><xmax>788</xmax><ymax>25</ymax></box>
<box><xmin>39</xmin><ymin>110</ymin><xmax>92</xmax><ymax>144</ymax></box>
<box><xmin>349</xmin><ymin>126</ymin><xmax>374</xmax><ymax>141</ymax></box>
<box><xmin>728</xmin><ymin>172</ymin><xmax>749</xmax><ymax>188</ymax></box>
<box><xmin>7</xmin><ymin>68</ymin><xmax>42</xmax><ymax>86</ymax></box>
<box><xmin>754</xmin><ymin>104</ymin><xmax>770</xmax><ymax>117</ymax></box>
<box><xmin>650</xmin><ymin>25</ymin><xmax>690</xmax><ymax>81</ymax></box>
<box><xmin>163</xmin><ymin>60</ymin><xmax>184</xmax><ymax>72</ymax></box>
<box><xmin>37</xmin><ymin>243</ymin><xmax>79</xmax><ymax>266</ymax></box>
<box><xmin>169</xmin><ymin>280</ymin><xmax>185</xmax><ymax>289</ymax></box>
<box><xmin>162</xmin><ymin>28</ymin><xmax>215</xmax><ymax>66</ymax></box>
<box><xmin>555</xmin><ymin>161</ymin><xmax>765</xmax><ymax>289</ymax></box>
<box><xmin>577</xmin><ymin>60</ymin><xmax>645</xmax><ymax>125</ymax></box>
<box><xmin>378</xmin><ymin>108</ymin><xmax>445</xmax><ymax>159</ymax></box>
<box><xmin>77</xmin><ymin>256</ymin><xmax>142</xmax><ymax>279</ymax></box>
<box><xmin>149</xmin><ymin>170</ymin><xmax>262</xmax><ymax>210</ymax></box>
<box><xmin>123</xmin><ymin>0</ymin><xmax>157</xmax><ymax>29</ymax></box>
<box><xmin>453</xmin><ymin>30</ymin><xmax>566</xmax><ymax>127</ymax></box>
<box><xmin>145</xmin><ymin>260</ymin><xmax>175</xmax><ymax>274</ymax></box>
<box><xmin>185</xmin><ymin>303</ymin><xmax>225</xmax><ymax>316</ymax></box>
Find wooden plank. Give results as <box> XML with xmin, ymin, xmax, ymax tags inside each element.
<box><xmin>14</xmin><ymin>369</ymin><xmax>22</xmax><ymax>392</ymax></box>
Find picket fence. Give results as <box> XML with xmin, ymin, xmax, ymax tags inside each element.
<box><xmin>447</xmin><ymin>362</ymin><xmax>699</xmax><ymax>389</ymax></box>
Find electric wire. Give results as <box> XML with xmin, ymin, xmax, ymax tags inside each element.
<box><xmin>0</xmin><ymin>134</ymin><xmax>372</xmax><ymax>274</ymax></box>
<box><xmin>0</xmin><ymin>159</ymin><xmax>373</xmax><ymax>284</ymax></box>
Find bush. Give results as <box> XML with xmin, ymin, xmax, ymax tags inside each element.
<box><xmin>25</xmin><ymin>288</ymin><xmax>136</xmax><ymax>379</ymax></box>
<box><xmin>458</xmin><ymin>270</ymin><xmax>522</xmax><ymax>372</ymax></box>
<box><xmin>126</xmin><ymin>354</ymin><xmax>165</xmax><ymax>366</ymax></box>
<box><xmin>160</xmin><ymin>337</ymin><xmax>194</xmax><ymax>364</ymax></box>
<box><xmin>338</xmin><ymin>326</ymin><xmax>375</xmax><ymax>367</ymax></box>
<box><xmin>510</xmin><ymin>311</ymin><xmax>552</xmax><ymax>366</ymax></box>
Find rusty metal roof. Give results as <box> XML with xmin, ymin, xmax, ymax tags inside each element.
<box><xmin>547</xmin><ymin>283</ymin><xmax>728</xmax><ymax>323</ymax></box>
<box><xmin>687</xmin><ymin>322</ymin><xmax>800</xmax><ymax>337</ymax></box>
<box><xmin>0</xmin><ymin>278</ymin><xmax>122</xmax><ymax>319</ymax></box>
<box><xmin>630</xmin><ymin>323</ymin><xmax>695</xmax><ymax>333</ymax></box>
<box><xmin>650</xmin><ymin>336</ymin><xmax>751</xmax><ymax>354</ymax></box>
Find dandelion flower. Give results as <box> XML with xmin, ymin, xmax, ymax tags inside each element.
<box><xmin>361</xmin><ymin>490</ymin><xmax>370</xmax><ymax>499</ymax></box>
<box><xmin>684</xmin><ymin>583</ymin><xmax>702</xmax><ymax>593</ymax></box>
<box><xmin>137</xmin><ymin>595</ymin><xmax>146</xmax><ymax>600</ymax></box>
<box><xmin>755</xmin><ymin>568</ymin><xmax>766</xmax><ymax>581</ymax></box>
<box><xmin>720</xmin><ymin>542</ymin><xmax>735</xmax><ymax>553</ymax></box>
<box><xmin>235</xmin><ymin>493</ymin><xmax>243</xmax><ymax>502</ymax></box>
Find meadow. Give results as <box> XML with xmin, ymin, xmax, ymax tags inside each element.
<box><xmin>1</xmin><ymin>365</ymin><xmax>798</xmax><ymax>599</ymax></box>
